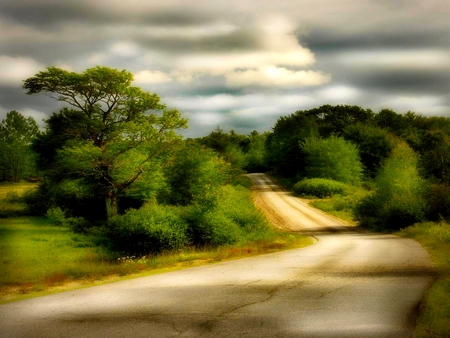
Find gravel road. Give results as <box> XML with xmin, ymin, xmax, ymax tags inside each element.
<box><xmin>0</xmin><ymin>173</ymin><xmax>436</xmax><ymax>337</ymax></box>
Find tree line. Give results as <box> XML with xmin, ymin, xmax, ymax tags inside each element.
<box><xmin>2</xmin><ymin>66</ymin><xmax>450</xmax><ymax>250</ymax></box>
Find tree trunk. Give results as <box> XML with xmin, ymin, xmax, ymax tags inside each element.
<box><xmin>105</xmin><ymin>192</ymin><xmax>118</xmax><ymax>219</ymax></box>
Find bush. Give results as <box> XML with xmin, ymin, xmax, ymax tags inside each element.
<box><xmin>293</xmin><ymin>178</ymin><xmax>348</xmax><ymax>198</ymax></box>
<box><xmin>355</xmin><ymin>142</ymin><xmax>427</xmax><ymax>230</ymax></box>
<box><xmin>46</xmin><ymin>207</ymin><xmax>67</xmax><ymax>226</ymax></box>
<box><xmin>184</xmin><ymin>185</ymin><xmax>270</xmax><ymax>246</ymax></box>
<box><xmin>424</xmin><ymin>183</ymin><xmax>450</xmax><ymax>221</ymax></box>
<box><xmin>106</xmin><ymin>203</ymin><xmax>189</xmax><ymax>255</ymax></box>
<box><xmin>194</xmin><ymin>210</ymin><xmax>242</xmax><ymax>246</ymax></box>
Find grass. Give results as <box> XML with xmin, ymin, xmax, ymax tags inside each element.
<box><xmin>399</xmin><ymin>222</ymin><xmax>450</xmax><ymax>337</ymax></box>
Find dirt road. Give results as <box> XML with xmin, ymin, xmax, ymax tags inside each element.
<box><xmin>0</xmin><ymin>174</ymin><xmax>436</xmax><ymax>337</ymax></box>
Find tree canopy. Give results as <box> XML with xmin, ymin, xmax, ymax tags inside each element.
<box><xmin>24</xmin><ymin>66</ymin><xmax>187</xmax><ymax>219</ymax></box>
<box><xmin>0</xmin><ymin>111</ymin><xmax>39</xmax><ymax>182</ymax></box>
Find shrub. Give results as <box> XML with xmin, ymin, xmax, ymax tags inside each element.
<box><xmin>194</xmin><ymin>210</ymin><xmax>242</xmax><ymax>246</ymax></box>
<box><xmin>184</xmin><ymin>185</ymin><xmax>270</xmax><ymax>246</ymax></box>
<box><xmin>45</xmin><ymin>207</ymin><xmax>67</xmax><ymax>226</ymax></box>
<box><xmin>355</xmin><ymin>142</ymin><xmax>426</xmax><ymax>230</ymax></box>
<box><xmin>293</xmin><ymin>178</ymin><xmax>348</xmax><ymax>198</ymax></box>
<box><xmin>424</xmin><ymin>183</ymin><xmax>450</xmax><ymax>221</ymax></box>
<box><xmin>106</xmin><ymin>203</ymin><xmax>189</xmax><ymax>255</ymax></box>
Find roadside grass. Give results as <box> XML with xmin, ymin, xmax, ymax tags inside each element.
<box><xmin>399</xmin><ymin>222</ymin><xmax>450</xmax><ymax>338</ymax></box>
<box><xmin>0</xmin><ymin>216</ymin><xmax>313</xmax><ymax>303</ymax></box>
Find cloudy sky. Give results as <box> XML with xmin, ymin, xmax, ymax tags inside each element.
<box><xmin>0</xmin><ymin>0</ymin><xmax>449</xmax><ymax>137</ymax></box>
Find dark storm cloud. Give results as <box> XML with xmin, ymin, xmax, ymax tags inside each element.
<box><xmin>301</xmin><ymin>28</ymin><xmax>450</xmax><ymax>52</ymax></box>
<box><xmin>0</xmin><ymin>1</ymin><xmax>101</xmax><ymax>29</ymax></box>
<box><xmin>350</xmin><ymin>70</ymin><xmax>450</xmax><ymax>95</ymax></box>
<box><xmin>0</xmin><ymin>0</ymin><xmax>218</xmax><ymax>30</ymax></box>
<box><xmin>133</xmin><ymin>28</ymin><xmax>263</xmax><ymax>53</ymax></box>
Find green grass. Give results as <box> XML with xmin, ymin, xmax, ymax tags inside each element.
<box><xmin>399</xmin><ymin>222</ymin><xmax>450</xmax><ymax>337</ymax></box>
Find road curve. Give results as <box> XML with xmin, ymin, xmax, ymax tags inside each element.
<box><xmin>0</xmin><ymin>174</ymin><xmax>436</xmax><ymax>338</ymax></box>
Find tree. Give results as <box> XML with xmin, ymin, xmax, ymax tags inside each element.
<box><xmin>355</xmin><ymin>142</ymin><xmax>426</xmax><ymax>229</ymax></box>
<box><xmin>300</xmin><ymin>135</ymin><xmax>363</xmax><ymax>184</ymax></box>
<box><xmin>24</xmin><ymin>66</ymin><xmax>187</xmax><ymax>219</ymax></box>
<box><xmin>0</xmin><ymin>111</ymin><xmax>39</xmax><ymax>182</ymax></box>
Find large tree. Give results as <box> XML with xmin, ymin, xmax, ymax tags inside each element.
<box><xmin>24</xmin><ymin>66</ymin><xmax>187</xmax><ymax>219</ymax></box>
<box><xmin>0</xmin><ymin>111</ymin><xmax>39</xmax><ymax>182</ymax></box>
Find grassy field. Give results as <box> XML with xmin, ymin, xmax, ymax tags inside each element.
<box><xmin>0</xmin><ymin>182</ymin><xmax>313</xmax><ymax>303</ymax></box>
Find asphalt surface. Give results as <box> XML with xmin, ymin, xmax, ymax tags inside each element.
<box><xmin>0</xmin><ymin>173</ymin><xmax>436</xmax><ymax>337</ymax></box>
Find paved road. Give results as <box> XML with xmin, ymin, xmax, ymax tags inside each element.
<box><xmin>0</xmin><ymin>174</ymin><xmax>436</xmax><ymax>337</ymax></box>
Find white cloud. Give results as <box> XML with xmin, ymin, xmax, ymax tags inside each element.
<box><xmin>133</xmin><ymin>70</ymin><xmax>172</xmax><ymax>84</ymax></box>
<box><xmin>0</xmin><ymin>56</ymin><xmax>45</xmax><ymax>86</ymax></box>
<box><xmin>226</xmin><ymin>66</ymin><xmax>330</xmax><ymax>88</ymax></box>
<box><xmin>110</xmin><ymin>40</ymin><xmax>141</xmax><ymax>57</ymax></box>
<box><xmin>316</xmin><ymin>85</ymin><xmax>361</xmax><ymax>103</ymax></box>
<box><xmin>382</xmin><ymin>95</ymin><xmax>445</xmax><ymax>114</ymax></box>
<box><xmin>142</xmin><ymin>23</ymin><xmax>238</xmax><ymax>38</ymax></box>
<box><xmin>166</xmin><ymin>15</ymin><xmax>324</xmax><ymax>88</ymax></box>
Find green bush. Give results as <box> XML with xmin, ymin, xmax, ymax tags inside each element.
<box><xmin>424</xmin><ymin>183</ymin><xmax>450</xmax><ymax>221</ymax></box>
<box><xmin>46</xmin><ymin>207</ymin><xmax>67</xmax><ymax>226</ymax></box>
<box><xmin>107</xmin><ymin>203</ymin><xmax>189</xmax><ymax>255</ymax></box>
<box><xmin>195</xmin><ymin>210</ymin><xmax>242</xmax><ymax>246</ymax></box>
<box><xmin>355</xmin><ymin>142</ymin><xmax>426</xmax><ymax>230</ymax></box>
<box><xmin>293</xmin><ymin>178</ymin><xmax>348</xmax><ymax>198</ymax></box>
<box><xmin>184</xmin><ymin>185</ymin><xmax>270</xmax><ymax>246</ymax></box>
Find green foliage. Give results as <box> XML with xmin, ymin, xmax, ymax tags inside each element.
<box><xmin>300</xmin><ymin>135</ymin><xmax>363</xmax><ymax>184</ymax></box>
<box><xmin>0</xmin><ymin>111</ymin><xmax>39</xmax><ymax>182</ymax></box>
<box><xmin>355</xmin><ymin>142</ymin><xmax>426</xmax><ymax>229</ymax></box>
<box><xmin>423</xmin><ymin>183</ymin><xmax>450</xmax><ymax>222</ymax></box>
<box><xmin>293</xmin><ymin>178</ymin><xmax>348</xmax><ymax>198</ymax></box>
<box><xmin>107</xmin><ymin>203</ymin><xmax>189</xmax><ymax>255</ymax></box>
<box><xmin>24</xmin><ymin>66</ymin><xmax>187</xmax><ymax>219</ymax></box>
<box><xmin>160</xmin><ymin>141</ymin><xmax>230</xmax><ymax>206</ymax></box>
<box><xmin>343</xmin><ymin>123</ymin><xmax>394</xmax><ymax>177</ymax></box>
<box><xmin>265</xmin><ymin>112</ymin><xmax>318</xmax><ymax>178</ymax></box>
<box><xmin>185</xmin><ymin>185</ymin><xmax>270</xmax><ymax>246</ymax></box>
<box><xmin>45</xmin><ymin>207</ymin><xmax>67</xmax><ymax>226</ymax></box>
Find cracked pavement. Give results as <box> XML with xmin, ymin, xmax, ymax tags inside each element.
<box><xmin>0</xmin><ymin>174</ymin><xmax>436</xmax><ymax>337</ymax></box>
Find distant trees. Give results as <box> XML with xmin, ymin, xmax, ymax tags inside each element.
<box><xmin>264</xmin><ymin>104</ymin><xmax>450</xmax><ymax>228</ymax></box>
<box><xmin>24</xmin><ymin>66</ymin><xmax>187</xmax><ymax>219</ymax></box>
<box><xmin>0</xmin><ymin>111</ymin><xmax>39</xmax><ymax>182</ymax></box>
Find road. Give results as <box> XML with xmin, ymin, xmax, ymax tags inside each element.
<box><xmin>0</xmin><ymin>173</ymin><xmax>436</xmax><ymax>337</ymax></box>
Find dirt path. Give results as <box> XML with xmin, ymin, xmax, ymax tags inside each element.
<box><xmin>0</xmin><ymin>174</ymin><xmax>436</xmax><ymax>337</ymax></box>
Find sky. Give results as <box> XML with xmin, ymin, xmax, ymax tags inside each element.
<box><xmin>0</xmin><ymin>0</ymin><xmax>449</xmax><ymax>137</ymax></box>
